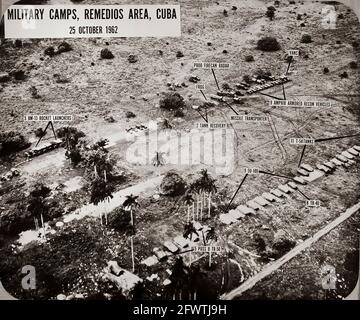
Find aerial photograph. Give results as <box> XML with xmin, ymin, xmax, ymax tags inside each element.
<box><xmin>0</xmin><ymin>0</ymin><xmax>360</xmax><ymax>301</ymax></box>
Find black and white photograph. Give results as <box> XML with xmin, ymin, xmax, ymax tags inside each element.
<box><xmin>0</xmin><ymin>0</ymin><xmax>360</xmax><ymax>304</ymax></box>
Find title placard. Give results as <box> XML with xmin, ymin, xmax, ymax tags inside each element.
<box><xmin>4</xmin><ymin>5</ymin><xmax>181</xmax><ymax>38</ymax></box>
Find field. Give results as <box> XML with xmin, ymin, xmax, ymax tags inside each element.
<box><xmin>0</xmin><ymin>0</ymin><xmax>360</xmax><ymax>300</ymax></box>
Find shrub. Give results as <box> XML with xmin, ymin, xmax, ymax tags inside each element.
<box><xmin>256</xmin><ymin>69</ymin><xmax>272</xmax><ymax>80</ymax></box>
<box><xmin>272</xmin><ymin>237</ymin><xmax>296</xmax><ymax>258</ymax></box>
<box><xmin>323</xmin><ymin>67</ymin><xmax>330</xmax><ymax>74</ymax></box>
<box><xmin>0</xmin><ymin>131</ymin><xmax>30</xmax><ymax>156</ymax></box>
<box><xmin>100</xmin><ymin>48</ymin><xmax>114</xmax><ymax>59</ymax></box>
<box><xmin>350</xmin><ymin>61</ymin><xmax>358</xmax><ymax>69</ymax></box>
<box><xmin>301</xmin><ymin>34</ymin><xmax>312</xmax><ymax>43</ymax></box>
<box><xmin>108</xmin><ymin>208</ymin><xmax>131</xmax><ymax>232</ymax></box>
<box><xmin>266</xmin><ymin>6</ymin><xmax>276</xmax><ymax>20</ymax></box>
<box><xmin>34</xmin><ymin>128</ymin><xmax>45</xmax><ymax>138</ymax></box>
<box><xmin>13</xmin><ymin>70</ymin><xmax>25</xmax><ymax>81</ymax></box>
<box><xmin>44</xmin><ymin>46</ymin><xmax>56</xmax><ymax>57</ymax></box>
<box><xmin>57</xmin><ymin>41</ymin><xmax>72</xmax><ymax>53</ymax></box>
<box><xmin>128</xmin><ymin>54</ymin><xmax>138</xmax><ymax>63</ymax></box>
<box><xmin>174</xmin><ymin>109</ymin><xmax>185</xmax><ymax>117</ymax></box>
<box><xmin>29</xmin><ymin>86</ymin><xmax>40</xmax><ymax>98</ymax></box>
<box><xmin>159</xmin><ymin>93</ymin><xmax>186</xmax><ymax>111</ymax></box>
<box><xmin>125</xmin><ymin>111</ymin><xmax>136</xmax><ymax>119</ymax></box>
<box><xmin>67</xmin><ymin>149</ymin><xmax>82</xmax><ymax>165</ymax></box>
<box><xmin>243</xmin><ymin>75</ymin><xmax>251</xmax><ymax>83</ymax></box>
<box><xmin>245</xmin><ymin>55</ymin><xmax>254</xmax><ymax>62</ymax></box>
<box><xmin>160</xmin><ymin>171</ymin><xmax>186</xmax><ymax>196</ymax></box>
<box><xmin>14</xmin><ymin>39</ymin><xmax>23</xmax><ymax>48</ymax></box>
<box><xmin>222</xmin><ymin>83</ymin><xmax>231</xmax><ymax>90</ymax></box>
<box><xmin>56</xmin><ymin>127</ymin><xmax>85</xmax><ymax>149</ymax></box>
<box><xmin>176</xmin><ymin>51</ymin><xmax>184</xmax><ymax>58</ymax></box>
<box><xmin>257</xmin><ymin>36</ymin><xmax>281</xmax><ymax>51</ymax></box>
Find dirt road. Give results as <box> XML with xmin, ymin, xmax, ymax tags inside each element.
<box><xmin>221</xmin><ymin>201</ymin><xmax>360</xmax><ymax>300</ymax></box>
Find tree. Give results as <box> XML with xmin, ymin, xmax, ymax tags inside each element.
<box><xmin>57</xmin><ymin>127</ymin><xmax>86</xmax><ymax>166</ymax></box>
<box><xmin>161</xmin><ymin>118</ymin><xmax>173</xmax><ymax>130</ymax></box>
<box><xmin>83</xmin><ymin>139</ymin><xmax>116</xmax><ymax>180</ymax></box>
<box><xmin>206</xmin><ymin>227</ymin><xmax>218</xmax><ymax>244</ymax></box>
<box><xmin>0</xmin><ymin>131</ymin><xmax>30</xmax><ymax>156</ymax></box>
<box><xmin>89</xmin><ymin>176</ymin><xmax>115</xmax><ymax>225</ymax></box>
<box><xmin>27</xmin><ymin>183</ymin><xmax>51</xmax><ymax>238</ymax></box>
<box><xmin>152</xmin><ymin>151</ymin><xmax>166</xmax><ymax>167</ymax></box>
<box><xmin>122</xmin><ymin>194</ymin><xmax>140</xmax><ymax>272</ymax></box>
<box><xmin>122</xmin><ymin>194</ymin><xmax>139</xmax><ymax>227</ymax></box>
<box><xmin>191</xmin><ymin>169</ymin><xmax>217</xmax><ymax>220</ymax></box>
<box><xmin>183</xmin><ymin>222</ymin><xmax>199</xmax><ymax>241</ymax></box>
<box><xmin>160</xmin><ymin>171</ymin><xmax>186</xmax><ymax>196</ymax></box>
<box><xmin>182</xmin><ymin>190</ymin><xmax>195</xmax><ymax>222</ymax></box>
<box><xmin>257</xmin><ymin>36</ymin><xmax>281</xmax><ymax>52</ymax></box>
<box><xmin>56</xmin><ymin>126</ymin><xmax>85</xmax><ymax>150</ymax></box>
<box><xmin>169</xmin><ymin>257</ymin><xmax>189</xmax><ymax>300</ymax></box>
<box><xmin>266</xmin><ymin>6</ymin><xmax>276</xmax><ymax>20</ymax></box>
<box><xmin>188</xmin><ymin>265</ymin><xmax>207</xmax><ymax>300</ymax></box>
<box><xmin>159</xmin><ymin>93</ymin><xmax>186</xmax><ymax>111</ymax></box>
<box><xmin>300</xmin><ymin>34</ymin><xmax>312</xmax><ymax>44</ymax></box>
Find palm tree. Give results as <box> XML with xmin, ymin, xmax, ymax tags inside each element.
<box><xmin>27</xmin><ymin>183</ymin><xmax>51</xmax><ymax>239</ymax></box>
<box><xmin>122</xmin><ymin>194</ymin><xmax>139</xmax><ymax>227</ymax></box>
<box><xmin>205</xmin><ymin>227</ymin><xmax>218</xmax><ymax>267</ymax></box>
<box><xmin>191</xmin><ymin>169</ymin><xmax>217</xmax><ymax>220</ymax></box>
<box><xmin>169</xmin><ymin>257</ymin><xmax>189</xmax><ymax>300</ymax></box>
<box><xmin>151</xmin><ymin>151</ymin><xmax>166</xmax><ymax>167</ymax></box>
<box><xmin>183</xmin><ymin>222</ymin><xmax>199</xmax><ymax>241</ymax></box>
<box><xmin>123</xmin><ymin>194</ymin><xmax>140</xmax><ymax>273</ymax></box>
<box><xmin>89</xmin><ymin>176</ymin><xmax>115</xmax><ymax>225</ymax></box>
<box><xmin>204</xmin><ymin>180</ymin><xmax>217</xmax><ymax>219</ymax></box>
<box><xmin>161</xmin><ymin>118</ymin><xmax>173</xmax><ymax>130</ymax></box>
<box><xmin>206</xmin><ymin>227</ymin><xmax>218</xmax><ymax>244</ymax></box>
<box><xmin>188</xmin><ymin>265</ymin><xmax>207</xmax><ymax>300</ymax></box>
<box><xmin>182</xmin><ymin>190</ymin><xmax>194</xmax><ymax>222</ymax></box>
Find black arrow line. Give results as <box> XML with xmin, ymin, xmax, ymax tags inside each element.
<box><xmin>282</xmin><ymin>84</ymin><xmax>287</xmax><ymax>100</ymax></box>
<box><xmin>296</xmin><ymin>188</ymin><xmax>310</xmax><ymax>200</ymax></box>
<box><xmin>196</xmin><ymin>109</ymin><xmax>208</xmax><ymax>123</ymax></box>
<box><xmin>315</xmin><ymin>133</ymin><xmax>360</xmax><ymax>143</ymax></box>
<box><xmin>200</xmin><ymin>89</ymin><xmax>207</xmax><ymax>101</ymax></box>
<box><xmin>176</xmin><ymin>248</ymin><xmax>195</xmax><ymax>255</ymax></box>
<box><xmin>224</xmin><ymin>100</ymin><xmax>239</xmax><ymax>115</ymax></box>
<box><xmin>259</xmin><ymin>92</ymin><xmax>284</xmax><ymax>100</ymax></box>
<box><xmin>285</xmin><ymin>56</ymin><xmax>293</xmax><ymax>75</ymax></box>
<box><xmin>211</xmin><ymin>68</ymin><xmax>220</xmax><ymax>90</ymax></box>
<box><xmin>227</xmin><ymin>174</ymin><xmax>248</xmax><ymax>210</ymax></box>
<box><xmin>259</xmin><ymin>170</ymin><xmax>293</xmax><ymax>180</ymax></box>
<box><xmin>298</xmin><ymin>145</ymin><xmax>307</xmax><ymax>168</ymax></box>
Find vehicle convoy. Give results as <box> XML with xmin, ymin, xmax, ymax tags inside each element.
<box><xmin>24</xmin><ymin>139</ymin><xmax>64</xmax><ymax>158</ymax></box>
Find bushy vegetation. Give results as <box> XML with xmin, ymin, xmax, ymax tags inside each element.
<box><xmin>160</xmin><ymin>171</ymin><xmax>186</xmax><ymax>196</ymax></box>
<box><xmin>266</xmin><ymin>6</ymin><xmax>276</xmax><ymax>20</ymax></box>
<box><xmin>0</xmin><ymin>183</ymin><xmax>64</xmax><ymax>236</ymax></box>
<box><xmin>100</xmin><ymin>48</ymin><xmax>114</xmax><ymax>59</ymax></box>
<box><xmin>257</xmin><ymin>36</ymin><xmax>281</xmax><ymax>51</ymax></box>
<box><xmin>301</xmin><ymin>34</ymin><xmax>312</xmax><ymax>44</ymax></box>
<box><xmin>159</xmin><ymin>93</ymin><xmax>186</xmax><ymax>111</ymax></box>
<box><xmin>245</xmin><ymin>55</ymin><xmax>254</xmax><ymax>62</ymax></box>
<box><xmin>0</xmin><ymin>218</ymin><xmax>113</xmax><ymax>300</ymax></box>
<box><xmin>0</xmin><ymin>131</ymin><xmax>30</xmax><ymax>156</ymax></box>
